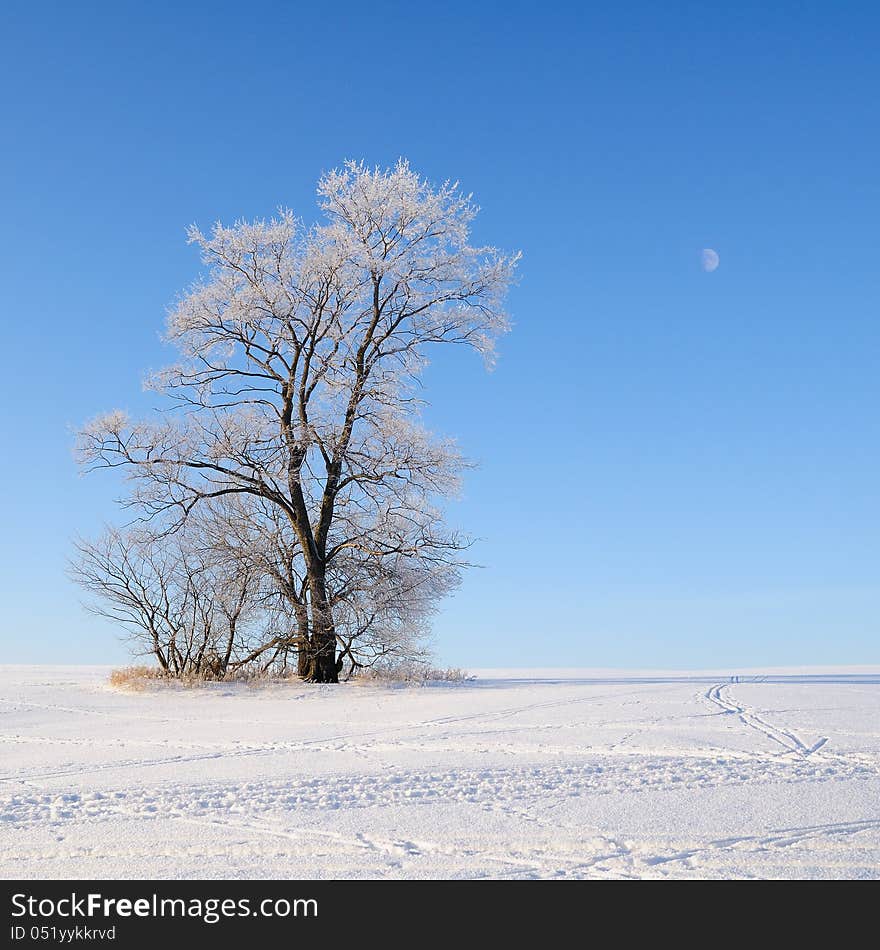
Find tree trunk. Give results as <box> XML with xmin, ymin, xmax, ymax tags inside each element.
<box><xmin>303</xmin><ymin>626</ymin><xmax>338</xmax><ymax>683</ymax></box>
<box><xmin>302</xmin><ymin>573</ymin><xmax>339</xmax><ymax>683</ymax></box>
<box><xmin>294</xmin><ymin>604</ymin><xmax>311</xmax><ymax>678</ymax></box>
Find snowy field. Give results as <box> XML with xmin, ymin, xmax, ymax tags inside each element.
<box><xmin>1</xmin><ymin>665</ymin><xmax>878</xmax><ymax>880</ymax></box>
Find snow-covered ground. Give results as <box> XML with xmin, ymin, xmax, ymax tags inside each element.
<box><xmin>1</xmin><ymin>665</ymin><xmax>878</xmax><ymax>879</ymax></box>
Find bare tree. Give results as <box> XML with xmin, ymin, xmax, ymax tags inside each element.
<box><xmin>77</xmin><ymin>160</ymin><xmax>518</xmax><ymax>681</ymax></box>
<box><xmin>70</xmin><ymin>522</ymin><xmax>256</xmax><ymax>679</ymax></box>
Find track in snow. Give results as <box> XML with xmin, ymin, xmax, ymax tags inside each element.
<box><xmin>705</xmin><ymin>682</ymin><xmax>828</xmax><ymax>757</ymax></box>
<box><xmin>3</xmin><ymin>668</ymin><xmax>877</xmax><ymax>879</ymax></box>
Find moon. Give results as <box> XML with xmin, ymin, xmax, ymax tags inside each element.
<box><xmin>701</xmin><ymin>248</ymin><xmax>720</xmax><ymax>272</ymax></box>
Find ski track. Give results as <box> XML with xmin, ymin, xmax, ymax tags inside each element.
<box><xmin>704</xmin><ymin>683</ymin><xmax>830</xmax><ymax>757</ymax></box>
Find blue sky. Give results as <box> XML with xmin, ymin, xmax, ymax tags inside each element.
<box><xmin>1</xmin><ymin>1</ymin><xmax>877</xmax><ymax>668</ymax></box>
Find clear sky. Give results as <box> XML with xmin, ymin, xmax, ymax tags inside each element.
<box><xmin>1</xmin><ymin>1</ymin><xmax>877</xmax><ymax>668</ymax></box>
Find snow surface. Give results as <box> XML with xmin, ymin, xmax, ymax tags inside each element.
<box><xmin>1</xmin><ymin>665</ymin><xmax>879</xmax><ymax>879</ymax></box>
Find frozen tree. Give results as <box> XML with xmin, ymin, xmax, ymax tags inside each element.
<box><xmin>77</xmin><ymin>160</ymin><xmax>518</xmax><ymax>681</ymax></box>
<box><xmin>191</xmin><ymin>491</ymin><xmax>460</xmax><ymax>677</ymax></box>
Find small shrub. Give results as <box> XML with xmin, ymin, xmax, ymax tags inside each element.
<box><xmin>109</xmin><ymin>661</ymin><xmax>472</xmax><ymax>691</ymax></box>
<box><xmin>109</xmin><ymin>665</ymin><xmax>228</xmax><ymax>690</ymax></box>
<box><xmin>108</xmin><ymin>666</ymin><xmax>173</xmax><ymax>691</ymax></box>
<box><xmin>108</xmin><ymin>664</ymin><xmax>305</xmax><ymax>691</ymax></box>
<box><xmin>351</xmin><ymin>661</ymin><xmax>473</xmax><ymax>687</ymax></box>
<box><xmin>223</xmin><ymin>666</ymin><xmax>302</xmax><ymax>685</ymax></box>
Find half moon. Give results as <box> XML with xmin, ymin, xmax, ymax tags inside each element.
<box><xmin>701</xmin><ymin>248</ymin><xmax>720</xmax><ymax>272</ymax></box>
